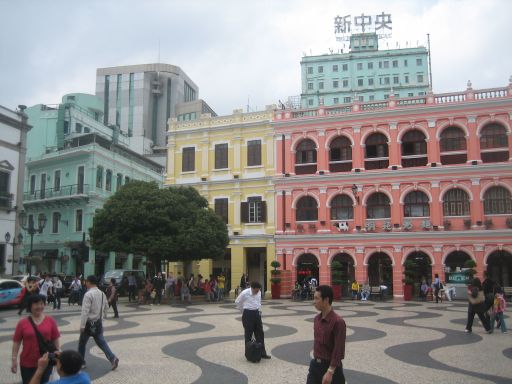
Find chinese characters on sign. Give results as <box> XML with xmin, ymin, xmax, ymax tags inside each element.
<box><xmin>334</xmin><ymin>12</ymin><xmax>392</xmax><ymax>42</ymax></box>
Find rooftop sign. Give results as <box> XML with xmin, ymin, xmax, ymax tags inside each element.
<box><xmin>334</xmin><ymin>12</ymin><xmax>392</xmax><ymax>42</ymax></box>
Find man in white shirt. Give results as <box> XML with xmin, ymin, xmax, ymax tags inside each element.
<box><xmin>235</xmin><ymin>281</ymin><xmax>271</xmax><ymax>359</ymax></box>
<box><xmin>78</xmin><ymin>275</ymin><xmax>119</xmax><ymax>371</ymax></box>
<box><xmin>39</xmin><ymin>275</ymin><xmax>53</xmax><ymax>304</ymax></box>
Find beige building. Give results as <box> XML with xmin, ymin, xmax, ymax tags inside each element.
<box><xmin>166</xmin><ymin>107</ymin><xmax>276</xmax><ymax>295</ymax></box>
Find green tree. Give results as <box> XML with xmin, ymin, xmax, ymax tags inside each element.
<box><xmin>90</xmin><ymin>181</ymin><xmax>229</xmax><ymax>269</ymax></box>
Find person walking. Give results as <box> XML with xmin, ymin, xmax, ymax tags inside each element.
<box><xmin>152</xmin><ymin>272</ymin><xmax>165</xmax><ymax>305</ymax></box>
<box><xmin>78</xmin><ymin>275</ymin><xmax>119</xmax><ymax>370</ymax></box>
<box><xmin>491</xmin><ymin>287</ymin><xmax>508</xmax><ymax>333</ymax></box>
<box><xmin>39</xmin><ymin>276</ymin><xmax>53</xmax><ymax>305</ymax></box>
<box><xmin>127</xmin><ymin>273</ymin><xmax>137</xmax><ymax>303</ymax></box>
<box><xmin>307</xmin><ymin>285</ymin><xmax>346</xmax><ymax>384</ymax></box>
<box><xmin>235</xmin><ymin>281</ymin><xmax>271</xmax><ymax>359</ymax></box>
<box><xmin>52</xmin><ymin>276</ymin><xmax>63</xmax><ymax>311</ymax></box>
<box><xmin>217</xmin><ymin>272</ymin><xmax>226</xmax><ymax>301</ymax></box>
<box><xmin>433</xmin><ymin>273</ymin><xmax>441</xmax><ymax>303</ymax></box>
<box><xmin>106</xmin><ymin>278</ymin><xmax>119</xmax><ymax>318</ymax></box>
<box><xmin>165</xmin><ymin>273</ymin><xmax>176</xmax><ymax>303</ymax></box>
<box><xmin>18</xmin><ymin>277</ymin><xmax>40</xmax><ymax>315</ymax></box>
<box><xmin>465</xmin><ymin>277</ymin><xmax>492</xmax><ymax>334</ymax></box>
<box><xmin>11</xmin><ymin>294</ymin><xmax>61</xmax><ymax>384</ymax></box>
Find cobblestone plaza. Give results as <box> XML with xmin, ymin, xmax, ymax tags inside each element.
<box><xmin>1</xmin><ymin>298</ymin><xmax>510</xmax><ymax>384</ymax></box>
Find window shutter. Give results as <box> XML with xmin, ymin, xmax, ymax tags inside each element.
<box><xmin>261</xmin><ymin>201</ymin><xmax>267</xmax><ymax>223</ymax></box>
<box><xmin>241</xmin><ymin>202</ymin><xmax>249</xmax><ymax>223</ymax></box>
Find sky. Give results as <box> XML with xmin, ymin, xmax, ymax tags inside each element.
<box><xmin>1</xmin><ymin>0</ymin><xmax>511</xmax><ymax>116</ymax></box>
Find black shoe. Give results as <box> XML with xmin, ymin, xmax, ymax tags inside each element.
<box><xmin>261</xmin><ymin>355</ymin><xmax>271</xmax><ymax>359</ymax></box>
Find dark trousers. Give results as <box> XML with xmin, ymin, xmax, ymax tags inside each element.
<box><xmin>20</xmin><ymin>365</ymin><xmax>52</xmax><ymax>384</ymax></box>
<box><xmin>109</xmin><ymin>301</ymin><xmax>119</xmax><ymax>317</ymax></box>
<box><xmin>434</xmin><ymin>287</ymin><xmax>440</xmax><ymax>303</ymax></box>
<box><xmin>242</xmin><ymin>309</ymin><xmax>267</xmax><ymax>355</ymax></box>
<box><xmin>306</xmin><ymin>359</ymin><xmax>345</xmax><ymax>384</ymax></box>
<box><xmin>78</xmin><ymin>322</ymin><xmax>116</xmax><ymax>363</ymax></box>
<box><xmin>154</xmin><ymin>289</ymin><xmax>162</xmax><ymax>304</ymax></box>
<box><xmin>466</xmin><ymin>308</ymin><xmax>491</xmax><ymax>332</ymax></box>
<box><xmin>128</xmin><ymin>285</ymin><xmax>136</xmax><ymax>302</ymax></box>
<box><xmin>53</xmin><ymin>290</ymin><xmax>61</xmax><ymax>309</ymax></box>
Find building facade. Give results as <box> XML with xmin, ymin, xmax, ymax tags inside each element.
<box><xmin>166</xmin><ymin>108</ymin><xmax>276</xmax><ymax>294</ymax></box>
<box><xmin>0</xmin><ymin>105</ymin><xmax>30</xmax><ymax>275</ymax></box>
<box><xmin>95</xmin><ymin>63</ymin><xmax>202</xmax><ymax>162</ymax></box>
<box><xmin>300</xmin><ymin>33</ymin><xmax>430</xmax><ymax>108</ymax></box>
<box><xmin>23</xmin><ymin>94</ymin><xmax>163</xmax><ymax>277</ymax></box>
<box><xmin>274</xmin><ymin>82</ymin><xmax>512</xmax><ymax>297</ymax></box>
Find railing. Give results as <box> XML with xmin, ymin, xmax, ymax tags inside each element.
<box><xmin>276</xmin><ymin>85</ymin><xmax>511</xmax><ymax>120</ymax></box>
<box><xmin>24</xmin><ymin>184</ymin><xmax>90</xmax><ymax>201</ymax></box>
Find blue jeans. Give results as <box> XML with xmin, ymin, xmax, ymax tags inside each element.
<box><xmin>491</xmin><ymin>312</ymin><xmax>508</xmax><ymax>332</ymax></box>
<box><xmin>78</xmin><ymin>321</ymin><xmax>116</xmax><ymax>363</ymax></box>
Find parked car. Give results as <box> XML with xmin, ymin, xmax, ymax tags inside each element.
<box><xmin>100</xmin><ymin>269</ymin><xmax>146</xmax><ymax>296</ymax></box>
<box><xmin>11</xmin><ymin>275</ymin><xmax>42</xmax><ymax>286</ymax></box>
<box><xmin>0</xmin><ymin>279</ymin><xmax>24</xmax><ymax>308</ymax></box>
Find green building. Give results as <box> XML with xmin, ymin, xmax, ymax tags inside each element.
<box><xmin>300</xmin><ymin>33</ymin><xmax>430</xmax><ymax>107</ymax></box>
<box><xmin>22</xmin><ymin>93</ymin><xmax>163</xmax><ymax>277</ymax></box>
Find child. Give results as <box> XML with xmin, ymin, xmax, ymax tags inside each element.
<box><xmin>491</xmin><ymin>287</ymin><xmax>508</xmax><ymax>333</ymax></box>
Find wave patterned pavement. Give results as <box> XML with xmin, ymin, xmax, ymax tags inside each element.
<box><xmin>0</xmin><ymin>298</ymin><xmax>510</xmax><ymax>384</ymax></box>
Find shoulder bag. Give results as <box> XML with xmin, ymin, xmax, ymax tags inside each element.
<box><xmin>28</xmin><ymin>316</ymin><xmax>57</xmax><ymax>355</ymax></box>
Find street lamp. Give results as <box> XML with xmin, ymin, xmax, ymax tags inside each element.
<box><xmin>4</xmin><ymin>232</ymin><xmax>23</xmax><ymax>276</ymax></box>
<box><xmin>19</xmin><ymin>211</ymin><xmax>47</xmax><ymax>276</ymax></box>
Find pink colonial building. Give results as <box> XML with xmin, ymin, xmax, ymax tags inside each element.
<box><xmin>273</xmin><ymin>81</ymin><xmax>512</xmax><ymax>298</ymax></box>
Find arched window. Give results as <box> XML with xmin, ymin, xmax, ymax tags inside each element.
<box><xmin>329</xmin><ymin>136</ymin><xmax>352</xmax><ymax>172</ymax></box>
<box><xmin>401</xmin><ymin>130</ymin><xmax>427</xmax><ymax>167</ymax></box>
<box><xmin>443</xmin><ymin>188</ymin><xmax>470</xmax><ymax>216</ymax></box>
<box><xmin>440</xmin><ymin>126</ymin><xmax>467</xmax><ymax>165</ymax></box>
<box><xmin>296</xmin><ymin>196</ymin><xmax>318</xmax><ymax>221</ymax></box>
<box><xmin>365</xmin><ymin>133</ymin><xmax>389</xmax><ymax>170</ymax></box>
<box><xmin>366</xmin><ymin>192</ymin><xmax>391</xmax><ymax>219</ymax></box>
<box><xmin>404</xmin><ymin>191</ymin><xmax>430</xmax><ymax>217</ymax></box>
<box><xmin>296</xmin><ymin>139</ymin><xmax>317</xmax><ymax>164</ymax></box>
<box><xmin>330</xmin><ymin>195</ymin><xmax>353</xmax><ymax>220</ymax></box>
<box><xmin>295</xmin><ymin>139</ymin><xmax>317</xmax><ymax>175</ymax></box>
<box><xmin>483</xmin><ymin>186</ymin><xmax>512</xmax><ymax>214</ymax></box>
<box><xmin>480</xmin><ymin>123</ymin><xmax>509</xmax><ymax>163</ymax></box>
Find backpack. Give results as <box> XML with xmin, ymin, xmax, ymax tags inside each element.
<box><xmin>245</xmin><ymin>340</ymin><xmax>262</xmax><ymax>363</ymax></box>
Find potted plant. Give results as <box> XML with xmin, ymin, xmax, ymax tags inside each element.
<box><xmin>402</xmin><ymin>259</ymin><xmax>416</xmax><ymax>301</ymax></box>
<box><xmin>331</xmin><ymin>260</ymin><xmax>343</xmax><ymax>300</ymax></box>
<box><xmin>270</xmin><ymin>260</ymin><xmax>282</xmax><ymax>299</ymax></box>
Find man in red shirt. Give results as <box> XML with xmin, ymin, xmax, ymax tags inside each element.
<box><xmin>307</xmin><ymin>285</ymin><xmax>346</xmax><ymax>384</ymax></box>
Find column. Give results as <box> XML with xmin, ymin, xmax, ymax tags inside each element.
<box><xmin>466</xmin><ymin>116</ymin><xmax>481</xmax><ymax>163</ymax></box>
<box><xmin>265</xmin><ymin>132</ymin><xmax>275</xmax><ymax>174</ymax></box>
<box><xmin>167</xmin><ymin>143</ymin><xmax>176</xmax><ymax>182</ymax></box>
<box><xmin>433</xmin><ymin>246</ymin><xmax>443</xmax><ymax>281</ymax></box>
<box><xmin>388</xmin><ymin>123</ymin><xmax>401</xmax><ymax>168</ymax></box>
<box><xmin>353</xmin><ymin>185</ymin><xmax>363</xmax><ymax>231</ymax></box>
<box><xmin>275</xmin><ymin>134</ymin><xmax>284</xmax><ymax>174</ymax></box>
<box><xmin>393</xmin><ymin>246</ymin><xmax>403</xmax><ymax>297</ymax></box>
<box><xmin>276</xmin><ymin>191</ymin><xmax>285</xmax><ymax>234</ymax></box>
<box><xmin>474</xmin><ymin>244</ymin><xmax>485</xmax><ymax>280</ymax></box>
<box><xmin>508</xmin><ymin>131</ymin><xmax>512</xmax><ymax>161</ymax></box>
<box><xmin>265</xmin><ymin>242</ymin><xmax>276</xmax><ymax>297</ymax></box>
<box><xmin>317</xmin><ymin>131</ymin><xmax>328</xmax><ymax>173</ymax></box>
<box><xmin>391</xmin><ymin>183</ymin><xmax>401</xmax><ymax>227</ymax></box>
<box><xmin>125</xmin><ymin>253</ymin><xmax>133</xmax><ymax>269</ymax></box>
<box><xmin>319</xmin><ymin>248</ymin><xmax>330</xmax><ymax>285</ymax></box>
<box><xmin>230</xmin><ymin>245</ymin><xmax>245</xmax><ymax>296</ymax></box>
<box><xmin>352</xmin><ymin>126</ymin><xmax>363</xmax><ymax>170</ymax></box>
<box><xmin>470</xmin><ymin>178</ymin><xmax>483</xmax><ymax>227</ymax></box>
<box><xmin>200</xmin><ymin>137</ymin><xmax>209</xmax><ymax>178</ymax></box>
<box><xmin>265</xmin><ymin>187</ymin><xmax>276</xmax><ymax>231</ymax></box>
<box><xmin>233</xmin><ymin>136</ymin><xmax>241</xmax><ymax>175</ymax></box>
<box><xmin>356</xmin><ymin>247</ymin><xmax>366</xmax><ymax>283</ymax></box>
<box><xmin>284</xmin><ymin>134</ymin><xmax>293</xmax><ymax>175</ymax></box>
<box><xmin>430</xmin><ymin>181</ymin><xmax>442</xmax><ymax>227</ymax></box>
<box><xmin>232</xmin><ymin>191</ymin><xmax>241</xmax><ymax>231</ymax></box>
<box><xmin>318</xmin><ymin>188</ymin><xmax>328</xmax><ymax>232</ymax></box>
<box><xmin>427</xmin><ymin>120</ymin><xmax>440</xmax><ymax>166</ymax></box>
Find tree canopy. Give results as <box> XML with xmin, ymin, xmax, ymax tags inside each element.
<box><xmin>90</xmin><ymin>181</ymin><xmax>229</xmax><ymax>267</ymax></box>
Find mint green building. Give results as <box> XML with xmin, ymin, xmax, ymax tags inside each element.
<box><xmin>300</xmin><ymin>33</ymin><xmax>430</xmax><ymax>107</ymax></box>
<box><xmin>22</xmin><ymin>93</ymin><xmax>163</xmax><ymax>277</ymax></box>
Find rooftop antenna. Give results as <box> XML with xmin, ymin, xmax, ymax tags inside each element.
<box><xmin>427</xmin><ymin>33</ymin><xmax>433</xmax><ymax>91</ymax></box>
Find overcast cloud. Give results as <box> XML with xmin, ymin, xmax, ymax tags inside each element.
<box><xmin>1</xmin><ymin>0</ymin><xmax>510</xmax><ymax>116</ymax></box>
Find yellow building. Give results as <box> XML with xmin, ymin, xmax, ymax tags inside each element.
<box><xmin>166</xmin><ymin>107</ymin><xmax>276</xmax><ymax>296</ymax></box>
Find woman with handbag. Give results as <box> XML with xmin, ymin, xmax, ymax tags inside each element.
<box><xmin>11</xmin><ymin>294</ymin><xmax>61</xmax><ymax>384</ymax></box>
<box><xmin>465</xmin><ymin>277</ymin><xmax>492</xmax><ymax>333</ymax></box>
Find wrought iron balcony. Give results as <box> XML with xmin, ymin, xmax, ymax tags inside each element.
<box><xmin>24</xmin><ymin>184</ymin><xmax>90</xmax><ymax>202</ymax></box>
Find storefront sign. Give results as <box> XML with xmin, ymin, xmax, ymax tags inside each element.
<box><xmin>446</xmin><ymin>272</ymin><xmax>470</xmax><ymax>285</ymax></box>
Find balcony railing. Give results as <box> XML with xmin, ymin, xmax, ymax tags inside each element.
<box><xmin>276</xmin><ymin>84</ymin><xmax>512</xmax><ymax>121</ymax></box>
<box><xmin>24</xmin><ymin>184</ymin><xmax>90</xmax><ymax>201</ymax></box>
